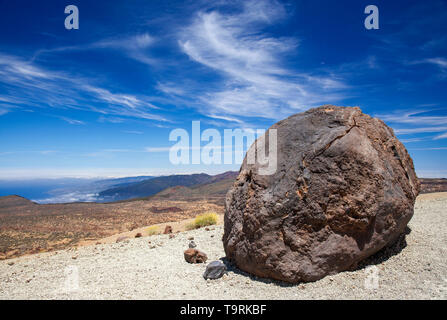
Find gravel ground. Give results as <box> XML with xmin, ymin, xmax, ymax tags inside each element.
<box><xmin>1</xmin><ymin>193</ymin><xmax>446</xmax><ymax>300</ymax></box>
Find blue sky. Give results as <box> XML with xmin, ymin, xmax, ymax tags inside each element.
<box><xmin>0</xmin><ymin>0</ymin><xmax>446</xmax><ymax>179</ymax></box>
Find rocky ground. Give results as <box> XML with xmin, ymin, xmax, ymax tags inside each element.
<box><xmin>0</xmin><ymin>193</ymin><xmax>446</xmax><ymax>299</ymax></box>
<box><xmin>0</xmin><ymin>196</ymin><xmax>223</xmax><ymax>259</ymax></box>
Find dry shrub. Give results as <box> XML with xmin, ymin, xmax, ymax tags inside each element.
<box><xmin>146</xmin><ymin>225</ymin><xmax>159</xmax><ymax>236</ymax></box>
<box><xmin>186</xmin><ymin>212</ymin><xmax>218</xmax><ymax>230</ymax></box>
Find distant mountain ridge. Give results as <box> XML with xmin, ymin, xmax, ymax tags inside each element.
<box><xmin>419</xmin><ymin>178</ymin><xmax>447</xmax><ymax>194</ymax></box>
<box><xmin>98</xmin><ymin>171</ymin><xmax>238</xmax><ymax>201</ymax></box>
<box><xmin>151</xmin><ymin>172</ymin><xmax>238</xmax><ymax>202</ymax></box>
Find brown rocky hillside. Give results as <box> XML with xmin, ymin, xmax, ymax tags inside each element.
<box><xmin>0</xmin><ymin>196</ymin><xmax>223</xmax><ymax>260</ymax></box>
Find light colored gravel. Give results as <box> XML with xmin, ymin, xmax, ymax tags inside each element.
<box><xmin>1</xmin><ymin>193</ymin><xmax>446</xmax><ymax>300</ymax></box>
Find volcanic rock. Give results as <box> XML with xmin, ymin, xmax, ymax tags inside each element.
<box><xmin>223</xmin><ymin>105</ymin><xmax>420</xmax><ymax>283</ymax></box>
<box><xmin>189</xmin><ymin>240</ymin><xmax>197</xmax><ymax>248</ymax></box>
<box><xmin>203</xmin><ymin>261</ymin><xmax>227</xmax><ymax>280</ymax></box>
<box><xmin>184</xmin><ymin>248</ymin><xmax>207</xmax><ymax>264</ymax></box>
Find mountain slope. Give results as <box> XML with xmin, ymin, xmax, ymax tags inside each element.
<box><xmin>98</xmin><ymin>172</ymin><xmax>238</xmax><ymax>201</ymax></box>
<box><xmin>151</xmin><ymin>175</ymin><xmax>238</xmax><ymax>201</ymax></box>
<box><xmin>0</xmin><ymin>195</ymin><xmax>35</xmax><ymax>212</ymax></box>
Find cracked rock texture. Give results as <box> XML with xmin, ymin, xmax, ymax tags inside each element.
<box><xmin>223</xmin><ymin>105</ymin><xmax>420</xmax><ymax>283</ymax></box>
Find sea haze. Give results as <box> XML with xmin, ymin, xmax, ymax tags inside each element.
<box><xmin>0</xmin><ymin>176</ymin><xmax>154</xmax><ymax>204</ymax></box>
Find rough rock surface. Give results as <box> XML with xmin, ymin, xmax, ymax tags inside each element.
<box><xmin>184</xmin><ymin>248</ymin><xmax>207</xmax><ymax>263</ymax></box>
<box><xmin>203</xmin><ymin>261</ymin><xmax>227</xmax><ymax>280</ymax></box>
<box><xmin>223</xmin><ymin>105</ymin><xmax>420</xmax><ymax>283</ymax></box>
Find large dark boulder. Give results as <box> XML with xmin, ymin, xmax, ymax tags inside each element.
<box><xmin>223</xmin><ymin>105</ymin><xmax>420</xmax><ymax>283</ymax></box>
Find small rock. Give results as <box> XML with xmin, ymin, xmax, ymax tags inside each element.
<box><xmin>205</xmin><ymin>227</ymin><xmax>210</xmax><ymax>231</ymax></box>
<box><xmin>8</xmin><ymin>261</ymin><xmax>14</xmax><ymax>266</ymax></box>
<box><xmin>163</xmin><ymin>225</ymin><xmax>173</xmax><ymax>234</ymax></box>
<box><xmin>72</xmin><ymin>256</ymin><xmax>77</xmax><ymax>260</ymax></box>
<box><xmin>188</xmin><ymin>236</ymin><xmax>194</xmax><ymax>240</ymax></box>
<box><xmin>116</xmin><ymin>236</ymin><xmax>129</xmax><ymax>243</ymax></box>
<box><xmin>210</xmin><ymin>235</ymin><xmax>214</xmax><ymax>238</ymax></box>
<box><xmin>184</xmin><ymin>248</ymin><xmax>207</xmax><ymax>264</ymax></box>
<box><xmin>169</xmin><ymin>234</ymin><xmax>175</xmax><ymax>239</ymax></box>
<box><xmin>135</xmin><ymin>233</ymin><xmax>143</xmax><ymax>238</ymax></box>
<box><xmin>189</xmin><ymin>241</ymin><xmax>197</xmax><ymax>248</ymax></box>
<box><xmin>149</xmin><ymin>245</ymin><xmax>156</xmax><ymax>249</ymax></box>
<box><xmin>203</xmin><ymin>260</ymin><xmax>227</xmax><ymax>280</ymax></box>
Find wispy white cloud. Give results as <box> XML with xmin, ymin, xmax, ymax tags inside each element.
<box><xmin>32</xmin><ymin>33</ymin><xmax>158</xmax><ymax>66</ymax></box>
<box><xmin>399</xmin><ymin>137</ymin><xmax>425</xmax><ymax>143</ymax></box>
<box><xmin>177</xmin><ymin>0</ymin><xmax>346</xmax><ymax>120</ymax></box>
<box><xmin>83</xmin><ymin>85</ymin><xmax>160</xmax><ymax>112</ymax></box>
<box><xmin>409</xmin><ymin>147</ymin><xmax>447</xmax><ymax>150</ymax></box>
<box><xmin>394</xmin><ymin>126</ymin><xmax>447</xmax><ymax>134</ymax></box>
<box><xmin>81</xmin><ymin>148</ymin><xmax>148</xmax><ymax>157</ymax></box>
<box><xmin>409</xmin><ymin>57</ymin><xmax>447</xmax><ymax>70</ymax></box>
<box><xmin>415</xmin><ymin>169</ymin><xmax>447</xmax><ymax>178</ymax></box>
<box><xmin>379</xmin><ymin>110</ymin><xmax>447</xmax><ymax>126</ymax></box>
<box><xmin>433</xmin><ymin>132</ymin><xmax>447</xmax><ymax>140</ymax></box>
<box><xmin>59</xmin><ymin>116</ymin><xmax>85</xmax><ymax>125</ymax></box>
<box><xmin>0</xmin><ymin>53</ymin><xmax>167</xmax><ymax>122</ymax></box>
<box><xmin>379</xmin><ymin>109</ymin><xmax>447</xmax><ymax>145</ymax></box>
<box><xmin>0</xmin><ymin>150</ymin><xmax>59</xmax><ymax>156</ymax></box>
<box><xmin>98</xmin><ymin>116</ymin><xmax>126</xmax><ymax>123</ymax></box>
<box><xmin>156</xmin><ymin>82</ymin><xmax>186</xmax><ymax>96</ymax></box>
<box><xmin>145</xmin><ymin>146</ymin><xmax>173</xmax><ymax>152</ymax></box>
<box><xmin>424</xmin><ymin>57</ymin><xmax>447</xmax><ymax>68</ymax></box>
<box><xmin>95</xmin><ymin>33</ymin><xmax>155</xmax><ymax>50</ymax></box>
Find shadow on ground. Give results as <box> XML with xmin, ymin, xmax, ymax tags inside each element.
<box><xmin>219</xmin><ymin>226</ymin><xmax>412</xmax><ymax>287</ymax></box>
<box><xmin>355</xmin><ymin>226</ymin><xmax>411</xmax><ymax>271</ymax></box>
<box><xmin>219</xmin><ymin>256</ymin><xmax>296</xmax><ymax>288</ymax></box>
